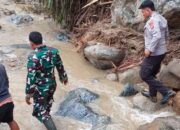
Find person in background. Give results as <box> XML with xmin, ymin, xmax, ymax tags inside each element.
<box><xmin>139</xmin><ymin>0</ymin><xmax>176</xmax><ymax>104</ymax></box>
<box><xmin>25</xmin><ymin>31</ymin><xmax>68</xmax><ymax>130</ymax></box>
<box><xmin>0</xmin><ymin>64</ymin><xmax>20</xmax><ymax>130</ymax></box>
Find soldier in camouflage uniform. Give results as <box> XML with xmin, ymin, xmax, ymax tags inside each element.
<box><xmin>25</xmin><ymin>31</ymin><xmax>68</xmax><ymax>130</ymax></box>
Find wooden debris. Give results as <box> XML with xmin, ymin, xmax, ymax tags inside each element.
<box><xmin>83</xmin><ymin>0</ymin><xmax>99</xmax><ymax>9</ymax></box>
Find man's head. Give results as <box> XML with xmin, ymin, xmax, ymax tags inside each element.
<box><xmin>29</xmin><ymin>31</ymin><xmax>43</xmax><ymax>49</ymax></box>
<box><xmin>139</xmin><ymin>0</ymin><xmax>155</xmax><ymax>19</ymax></box>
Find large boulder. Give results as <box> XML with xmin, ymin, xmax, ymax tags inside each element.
<box><xmin>168</xmin><ymin>59</ymin><xmax>180</xmax><ymax>78</ymax></box>
<box><xmin>84</xmin><ymin>44</ymin><xmax>125</xmax><ymax>70</ymax></box>
<box><xmin>159</xmin><ymin>60</ymin><xmax>180</xmax><ymax>90</ymax></box>
<box><xmin>118</xmin><ymin>67</ymin><xmax>142</xmax><ymax>84</ymax></box>
<box><xmin>111</xmin><ymin>0</ymin><xmax>180</xmax><ymax>31</ymax></box>
<box><xmin>172</xmin><ymin>92</ymin><xmax>180</xmax><ymax>115</ymax></box>
<box><xmin>138</xmin><ymin>116</ymin><xmax>180</xmax><ymax>130</ymax></box>
<box><xmin>132</xmin><ymin>93</ymin><xmax>169</xmax><ymax>112</ymax></box>
<box><xmin>57</xmin><ymin>88</ymin><xmax>111</xmax><ymax>129</ymax></box>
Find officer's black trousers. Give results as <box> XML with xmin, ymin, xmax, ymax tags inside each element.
<box><xmin>140</xmin><ymin>54</ymin><xmax>170</xmax><ymax>97</ymax></box>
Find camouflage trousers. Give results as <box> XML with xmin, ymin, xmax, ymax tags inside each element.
<box><xmin>32</xmin><ymin>94</ymin><xmax>54</xmax><ymax>122</ymax></box>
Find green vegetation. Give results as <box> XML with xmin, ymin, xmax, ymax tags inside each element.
<box><xmin>42</xmin><ymin>0</ymin><xmax>88</xmax><ymax>30</ymax></box>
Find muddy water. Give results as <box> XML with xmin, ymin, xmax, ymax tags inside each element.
<box><xmin>0</xmin><ymin>1</ymin><xmax>176</xmax><ymax>130</ymax></box>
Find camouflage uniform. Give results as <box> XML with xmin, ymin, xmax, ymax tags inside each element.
<box><xmin>26</xmin><ymin>45</ymin><xmax>68</xmax><ymax>122</ymax></box>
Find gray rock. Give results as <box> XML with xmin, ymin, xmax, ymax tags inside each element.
<box><xmin>0</xmin><ymin>124</ymin><xmax>8</xmax><ymax>130</ymax></box>
<box><xmin>3</xmin><ymin>9</ymin><xmax>16</xmax><ymax>16</ymax></box>
<box><xmin>10</xmin><ymin>44</ymin><xmax>31</xmax><ymax>49</ymax></box>
<box><xmin>14</xmin><ymin>0</ymin><xmax>25</xmax><ymax>3</ymax></box>
<box><xmin>159</xmin><ymin>64</ymin><xmax>180</xmax><ymax>90</ymax></box>
<box><xmin>23</xmin><ymin>0</ymin><xmax>40</xmax><ymax>4</ymax></box>
<box><xmin>168</xmin><ymin>59</ymin><xmax>180</xmax><ymax>78</ymax></box>
<box><xmin>67</xmin><ymin>88</ymin><xmax>99</xmax><ymax>103</ymax></box>
<box><xmin>138</xmin><ymin>116</ymin><xmax>180</xmax><ymax>130</ymax></box>
<box><xmin>2</xmin><ymin>0</ymin><xmax>13</xmax><ymax>5</ymax></box>
<box><xmin>4</xmin><ymin>53</ymin><xmax>17</xmax><ymax>59</ymax></box>
<box><xmin>0</xmin><ymin>57</ymin><xmax>3</xmax><ymax>63</ymax></box>
<box><xmin>86</xmin><ymin>58</ymin><xmax>114</xmax><ymax>70</ymax></box>
<box><xmin>91</xmin><ymin>78</ymin><xmax>100</xmax><ymax>84</ymax></box>
<box><xmin>0</xmin><ymin>46</ymin><xmax>14</xmax><ymax>54</ymax></box>
<box><xmin>132</xmin><ymin>93</ymin><xmax>167</xmax><ymax>112</ymax></box>
<box><xmin>135</xmin><ymin>83</ymin><xmax>147</xmax><ymax>92</ymax></box>
<box><xmin>56</xmin><ymin>32</ymin><xmax>70</xmax><ymax>42</ymax></box>
<box><xmin>120</xmin><ymin>83</ymin><xmax>139</xmax><ymax>97</ymax></box>
<box><xmin>106</xmin><ymin>73</ymin><xmax>118</xmax><ymax>81</ymax></box>
<box><xmin>92</xmin><ymin>115</ymin><xmax>111</xmax><ymax>130</ymax></box>
<box><xmin>172</xmin><ymin>92</ymin><xmax>180</xmax><ymax>115</ymax></box>
<box><xmin>57</xmin><ymin>88</ymin><xmax>111</xmax><ymax>129</ymax></box>
<box><xmin>84</xmin><ymin>44</ymin><xmax>125</xmax><ymax>70</ymax></box>
<box><xmin>118</xmin><ymin>67</ymin><xmax>142</xmax><ymax>84</ymax></box>
<box><xmin>163</xmin><ymin>1</ymin><xmax>180</xmax><ymax>29</ymax></box>
<box><xmin>10</xmin><ymin>14</ymin><xmax>33</xmax><ymax>25</ymax></box>
<box><xmin>111</xmin><ymin>0</ymin><xmax>180</xmax><ymax>30</ymax></box>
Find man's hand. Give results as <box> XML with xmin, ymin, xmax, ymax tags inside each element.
<box><xmin>63</xmin><ymin>80</ymin><xmax>68</xmax><ymax>86</ymax></box>
<box><xmin>144</xmin><ymin>49</ymin><xmax>151</xmax><ymax>57</ymax></box>
<box><xmin>25</xmin><ymin>94</ymin><xmax>32</xmax><ymax>105</ymax></box>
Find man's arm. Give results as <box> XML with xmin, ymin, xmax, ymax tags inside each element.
<box><xmin>147</xmin><ymin>20</ymin><xmax>161</xmax><ymax>52</ymax></box>
<box><xmin>0</xmin><ymin>64</ymin><xmax>9</xmax><ymax>89</ymax></box>
<box><xmin>55</xmin><ymin>51</ymin><xmax>68</xmax><ymax>84</ymax></box>
<box><xmin>25</xmin><ymin>55</ymin><xmax>38</xmax><ymax>96</ymax></box>
<box><xmin>2</xmin><ymin>65</ymin><xmax>9</xmax><ymax>87</ymax></box>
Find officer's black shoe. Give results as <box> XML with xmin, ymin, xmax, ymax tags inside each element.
<box><xmin>141</xmin><ymin>90</ymin><xmax>157</xmax><ymax>103</ymax></box>
<box><xmin>160</xmin><ymin>91</ymin><xmax>176</xmax><ymax>105</ymax></box>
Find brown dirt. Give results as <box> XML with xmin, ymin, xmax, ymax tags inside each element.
<box><xmin>73</xmin><ymin>20</ymin><xmax>180</xmax><ymax>69</ymax></box>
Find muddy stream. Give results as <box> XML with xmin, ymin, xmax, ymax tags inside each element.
<box><xmin>0</xmin><ymin>1</ymin><xmax>176</xmax><ymax>130</ymax></box>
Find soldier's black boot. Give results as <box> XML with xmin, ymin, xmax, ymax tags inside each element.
<box><xmin>43</xmin><ymin>117</ymin><xmax>57</xmax><ymax>130</ymax></box>
<box><xmin>141</xmin><ymin>90</ymin><xmax>157</xmax><ymax>103</ymax></box>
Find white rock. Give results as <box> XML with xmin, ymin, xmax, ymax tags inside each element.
<box><xmin>118</xmin><ymin>67</ymin><xmax>142</xmax><ymax>84</ymax></box>
<box><xmin>0</xmin><ymin>46</ymin><xmax>14</xmax><ymax>54</ymax></box>
<box><xmin>106</xmin><ymin>73</ymin><xmax>118</xmax><ymax>81</ymax></box>
<box><xmin>4</xmin><ymin>53</ymin><xmax>17</xmax><ymax>59</ymax></box>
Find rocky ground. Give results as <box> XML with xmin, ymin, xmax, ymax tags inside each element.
<box><xmin>0</xmin><ymin>0</ymin><xmax>180</xmax><ymax>130</ymax></box>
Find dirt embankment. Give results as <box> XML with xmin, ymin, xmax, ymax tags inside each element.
<box><xmin>73</xmin><ymin>19</ymin><xmax>180</xmax><ymax>71</ymax></box>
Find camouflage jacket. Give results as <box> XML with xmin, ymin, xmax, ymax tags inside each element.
<box><xmin>26</xmin><ymin>45</ymin><xmax>68</xmax><ymax>97</ymax></box>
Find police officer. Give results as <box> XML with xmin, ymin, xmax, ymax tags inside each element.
<box><xmin>25</xmin><ymin>32</ymin><xmax>68</xmax><ymax>130</ymax></box>
<box><xmin>139</xmin><ymin>0</ymin><xmax>176</xmax><ymax>104</ymax></box>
